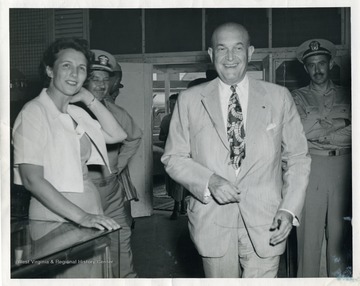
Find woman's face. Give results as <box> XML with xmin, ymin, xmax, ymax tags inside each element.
<box><xmin>46</xmin><ymin>48</ymin><xmax>88</xmax><ymax>96</ymax></box>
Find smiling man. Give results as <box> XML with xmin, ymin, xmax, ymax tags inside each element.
<box><xmin>85</xmin><ymin>50</ymin><xmax>142</xmax><ymax>278</ymax></box>
<box><xmin>292</xmin><ymin>39</ymin><xmax>352</xmax><ymax>277</ymax></box>
<box><xmin>161</xmin><ymin>22</ymin><xmax>311</xmax><ymax>278</ymax></box>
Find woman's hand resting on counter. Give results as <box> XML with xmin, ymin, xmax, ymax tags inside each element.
<box><xmin>78</xmin><ymin>213</ymin><xmax>120</xmax><ymax>231</ymax></box>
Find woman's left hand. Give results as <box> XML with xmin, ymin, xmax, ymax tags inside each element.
<box><xmin>70</xmin><ymin>87</ymin><xmax>95</xmax><ymax>105</ymax></box>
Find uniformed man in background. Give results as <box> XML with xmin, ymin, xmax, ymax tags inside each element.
<box><xmin>86</xmin><ymin>50</ymin><xmax>142</xmax><ymax>278</ymax></box>
<box><xmin>292</xmin><ymin>39</ymin><xmax>352</xmax><ymax>277</ymax></box>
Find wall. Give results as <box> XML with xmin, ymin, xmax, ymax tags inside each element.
<box><xmin>10</xmin><ymin>8</ymin><xmax>350</xmax><ymax>83</ymax></box>
<box><xmin>89</xmin><ymin>7</ymin><xmax>348</xmax><ymax>54</ymax></box>
<box><xmin>10</xmin><ymin>9</ymin><xmax>53</xmax><ymax>81</ymax></box>
<box><xmin>115</xmin><ymin>63</ymin><xmax>154</xmax><ymax>217</ymax></box>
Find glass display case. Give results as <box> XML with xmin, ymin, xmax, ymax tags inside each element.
<box><xmin>11</xmin><ymin>219</ymin><xmax>120</xmax><ymax>278</ymax></box>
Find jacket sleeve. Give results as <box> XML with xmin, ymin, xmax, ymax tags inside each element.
<box><xmin>279</xmin><ymin>88</ymin><xmax>311</xmax><ymax>220</ymax></box>
<box><xmin>161</xmin><ymin>92</ymin><xmax>214</xmax><ymax>203</ymax></box>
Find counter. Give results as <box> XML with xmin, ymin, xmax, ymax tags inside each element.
<box><xmin>11</xmin><ymin>219</ymin><xmax>120</xmax><ymax>278</ymax></box>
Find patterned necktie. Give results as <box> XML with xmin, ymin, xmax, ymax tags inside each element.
<box><xmin>227</xmin><ymin>85</ymin><xmax>246</xmax><ymax>169</ymax></box>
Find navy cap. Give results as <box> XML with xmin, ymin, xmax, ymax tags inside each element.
<box><xmin>90</xmin><ymin>50</ymin><xmax>114</xmax><ymax>73</ymax></box>
<box><xmin>90</xmin><ymin>50</ymin><xmax>123</xmax><ymax>87</ymax></box>
<box><xmin>296</xmin><ymin>39</ymin><xmax>336</xmax><ymax>63</ymax></box>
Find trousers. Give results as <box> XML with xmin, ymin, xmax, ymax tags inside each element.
<box><xmin>93</xmin><ymin>174</ymin><xmax>137</xmax><ymax>278</ymax></box>
<box><xmin>297</xmin><ymin>153</ymin><xmax>352</xmax><ymax>277</ymax></box>
<box><xmin>202</xmin><ymin>210</ymin><xmax>280</xmax><ymax>278</ymax></box>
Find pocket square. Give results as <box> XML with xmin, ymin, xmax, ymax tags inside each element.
<box><xmin>266</xmin><ymin>123</ymin><xmax>277</xmax><ymax>131</ymax></box>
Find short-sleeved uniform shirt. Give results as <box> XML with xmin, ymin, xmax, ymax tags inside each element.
<box><xmin>292</xmin><ymin>81</ymin><xmax>351</xmax><ymax>150</ymax></box>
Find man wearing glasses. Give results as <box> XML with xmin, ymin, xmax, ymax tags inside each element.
<box><xmin>86</xmin><ymin>50</ymin><xmax>143</xmax><ymax>278</ymax></box>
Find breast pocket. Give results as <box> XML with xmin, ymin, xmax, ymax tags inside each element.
<box><xmin>331</xmin><ymin>104</ymin><xmax>351</xmax><ymax>119</ymax></box>
<box><xmin>301</xmin><ymin>106</ymin><xmax>320</xmax><ymax>130</ymax></box>
<box><xmin>304</xmin><ymin>106</ymin><xmax>319</xmax><ymax>118</ymax></box>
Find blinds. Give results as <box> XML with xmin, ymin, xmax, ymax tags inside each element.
<box><xmin>54</xmin><ymin>9</ymin><xmax>89</xmax><ymax>41</ymax></box>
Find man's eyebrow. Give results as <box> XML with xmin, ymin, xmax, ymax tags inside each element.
<box><xmin>215</xmin><ymin>42</ymin><xmax>245</xmax><ymax>47</ymax></box>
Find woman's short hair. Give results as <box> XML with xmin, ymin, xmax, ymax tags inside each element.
<box><xmin>39</xmin><ymin>38</ymin><xmax>93</xmax><ymax>87</ymax></box>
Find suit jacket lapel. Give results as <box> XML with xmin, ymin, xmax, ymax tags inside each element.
<box><xmin>201</xmin><ymin>79</ymin><xmax>229</xmax><ymax>151</ymax></box>
<box><xmin>236</xmin><ymin>77</ymin><xmax>268</xmax><ymax>180</ymax></box>
<box><xmin>199</xmin><ymin>77</ymin><xmax>269</xmax><ymax>182</ymax></box>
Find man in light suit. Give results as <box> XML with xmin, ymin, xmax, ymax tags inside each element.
<box><xmin>161</xmin><ymin>22</ymin><xmax>311</xmax><ymax>278</ymax></box>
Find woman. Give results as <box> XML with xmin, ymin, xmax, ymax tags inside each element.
<box><xmin>12</xmin><ymin>38</ymin><xmax>127</xmax><ymax>231</ymax></box>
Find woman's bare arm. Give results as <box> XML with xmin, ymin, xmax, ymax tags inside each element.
<box><xmin>19</xmin><ymin>163</ymin><xmax>120</xmax><ymax>230</ymax></box>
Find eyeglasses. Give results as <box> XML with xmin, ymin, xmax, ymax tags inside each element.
<box><xmin>90</xmin><ymin>77</ymin><xmax>110</xmax><ymax>84</ymax></box>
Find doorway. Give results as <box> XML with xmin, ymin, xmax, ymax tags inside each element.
<box><xmin>151</xmin><ymin>64</ymin><xmax>215</xmax><ymax>214</ymax></box>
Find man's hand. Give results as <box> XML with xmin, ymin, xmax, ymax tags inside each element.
<box><xmin>208</xmin><ymin>173</ymin><xmax>240</xmax><ymax>204</ymax></box>
<box><xmin>269</xmin><ymin>210</ymin><xmax>293</xmax><ymax>246</ymax></box>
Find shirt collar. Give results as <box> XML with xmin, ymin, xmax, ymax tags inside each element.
<box><xmin>38</xmin><ymin>88</ymin><xmax>64</xmax><ymax>119</ymax></box>
<box><xmin>39</xmin><ymin>88</ymin><xmax>78</xmax><ymax>120</ymax></box>
<box><xmin>309</xmin><ymin>80</ymin><xmax>336</xmax><ymax>94</ymax></box>
<box><xmin>218</xmin><ymin>74</ymin><xmax>249</xmax><ymax>97</ymax></box>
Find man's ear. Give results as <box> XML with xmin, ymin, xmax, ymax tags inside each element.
<box><xmin>110</xmin><ymin>78</ymin><xmax>121</xmax><ymax>94</ymax></box>
<box><xmin>46</xmin><ymin>66</ymin><xmax>53</xmax><ymax>78</ymax></box>
<box><xmin>329</xmin><ymin>58</ymin><xmax>335</xmax><ymax>70</ymax></box>
<box><xmin>247</xmin><ymin>45</ymin><xmax>255</xmax><ymax>62</ymax></box>
<box><xmin>208</xmin><ymin>47</ymin><xmax>214</xmax><ymax>63</ymax></box>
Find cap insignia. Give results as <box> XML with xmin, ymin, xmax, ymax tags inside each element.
<box><xmin>98</xmin><ymin>55</ymin><xmax>109</xmax><ymax>66</ymax></box>
<box><xmin>309</xmin><ymin>41</ymin><xmax>320</xmax><ymax>51</ymax></box>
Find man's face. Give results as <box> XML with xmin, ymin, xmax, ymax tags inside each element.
<box><xmin>304</xmin><ymin>55</ymin><xmax>333</xmax><ymax>86</ymax></box>
<box><xmin>87</xmin><ymin>70</ymin><xmax>110</xmax><ymax>101</ymax></box>
<box><xmin>208</xmin><ymin>25</ymin><xmax>254</xmax><ymax>85</ymax></box>
<box><xmin>169</xmin><ymin>99</ymin><xmax>176</xmax><ymax>113</ymax></box>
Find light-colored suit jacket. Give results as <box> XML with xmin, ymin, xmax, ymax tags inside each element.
<box><xmin>161</xmin><ymin>77</ymin><xmax>311</xmax><ymax>258</ymax></box>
